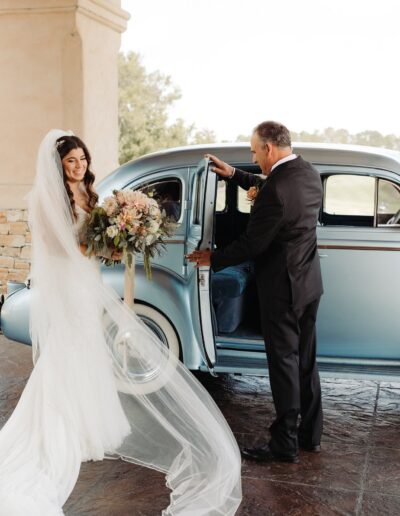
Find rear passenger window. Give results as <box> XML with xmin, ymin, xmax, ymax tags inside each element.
<box><xmin>133</xmin><ymin>177</ymin><xmax>182</xmax><ymax>222</ymax></box>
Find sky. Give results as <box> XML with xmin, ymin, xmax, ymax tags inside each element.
<box><xmin>120</xmin><ymin>0</ymin><xmax>400</xmax><ymax>142</ymax></box>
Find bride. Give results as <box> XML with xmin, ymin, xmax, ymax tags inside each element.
<box><xmin>0</xmin><ymin>130</ymin><xmax>242</xmax><ymax>515</ymax></box>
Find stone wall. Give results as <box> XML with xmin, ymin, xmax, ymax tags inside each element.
<box><xmin>0</xmin><ymin>210</ymin><xmax>31</xmax><ymax>295</ymax></box>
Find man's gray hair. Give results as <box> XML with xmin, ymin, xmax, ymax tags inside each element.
<box><xmin>254</xmin><ymin>121</ymin><xmax>292</xmax><ymax>148</ymax></box>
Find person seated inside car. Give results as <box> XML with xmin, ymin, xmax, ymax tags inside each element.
<box><xmin>153</xmin><ymin>182</ymin><xmax>181</xmax><ymax>221</ymax></box>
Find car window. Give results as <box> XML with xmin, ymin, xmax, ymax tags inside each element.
<box><xmin>216</xmin><ymin>180</ymin><xmax>226</xmax><ymax>212</ymax></box>
<box><xmin>322</xmin><ymin>174</ymin><xmax>375</xmax><ymax>227</ymax></box>
<box><xmin>132</xmin><ymin>177</ymin><xmax>182</xmax><ymax>222</ymax></box>
<box><xmin>237</xmin><ymin>186</ymin><xmax>252</xmax><ymax>213</ymax></box>
<box><xmin>193</xmin><ymin>172</ymin><xmax>201</xmax><ymax>224</ymax></box>
<box><xmin>377</xmin><ymin>179</ymin><xmax>400</xmax><ymax>225</ymax></box>
<box><xmin>325</xmin><ymin>175</ymin><xmax>375</xmax><ymax>215</ymax></box>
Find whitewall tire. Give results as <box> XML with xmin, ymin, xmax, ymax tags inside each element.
<box><xmin>134</xmin><ymin>303</ymin><xmax>181</xmax><ymax>359</ymax></box>
<box><xmin>115</xmin><ymin>303</ymin><xmax>181</xmax><ymax>395</ymax></box>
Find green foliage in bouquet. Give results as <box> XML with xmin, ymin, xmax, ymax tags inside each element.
<box><xmin>86</xmin><ymin>189</ymin><xmax>177</xmax><ymax>279</ymax></box>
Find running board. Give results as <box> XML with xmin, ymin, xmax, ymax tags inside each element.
<box><xmin>200</xmin><ymin>350</ymin><xmax>400</xmax><ymax>380</ymax></box>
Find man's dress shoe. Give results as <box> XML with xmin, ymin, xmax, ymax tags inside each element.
<box><xmin>241</xmin><ymin>444</ymin><xmax>299</xmax><ymax>464</ymax></box>
<box><xmin>299</xmin><ymin>443</ymin><xmax>321</xmax><ymax>453</ymax></box>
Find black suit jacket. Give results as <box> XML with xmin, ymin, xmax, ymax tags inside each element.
<box><xmin>211</xmin><ymin>156</ymin><xmax>323</xmax><ymax>309</ymax></box>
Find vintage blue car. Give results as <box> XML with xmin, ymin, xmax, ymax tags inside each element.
<box><xmin>1</xmin><ymin>142</ymin><xmax>400</xmax><ymax>384</ymax></box>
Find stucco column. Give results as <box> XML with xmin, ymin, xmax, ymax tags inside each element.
<box><xmin>0</xmin><ymin>0</ymin><xmax>129</xmax><ymax>293</ymax></box>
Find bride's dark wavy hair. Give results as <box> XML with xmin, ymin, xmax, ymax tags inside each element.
<box><xmin>55</xmin><ymin>135</ymin><xmax>98</xmax><ymax>218</ymax></box>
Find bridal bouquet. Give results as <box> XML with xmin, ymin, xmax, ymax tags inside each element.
<box><xmin>86</xmin><ymin>189</ymin><xmax>177</xmax><ymax>279</ymax></box>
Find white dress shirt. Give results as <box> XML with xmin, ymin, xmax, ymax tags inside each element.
<box><xmin>271</xmin><ymin>153</ymin><xmax>297</xmax><ymax>173</ymax></box>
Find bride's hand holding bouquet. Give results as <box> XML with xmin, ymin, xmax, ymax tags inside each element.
<box><xmin>85</xmin><ymin>189</ymin><xmax>177</xmax><ymax>279</ymax></box>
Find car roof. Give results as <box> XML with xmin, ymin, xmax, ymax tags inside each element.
<box><xmin>98</xmin><ymin>142</ymin><xmax>400</xmax><ymax>194</ymax></box>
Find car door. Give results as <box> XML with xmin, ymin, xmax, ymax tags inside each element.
<box><xmin>186</xmin><ymin>158</ymin><xmax>218</xmax><ymax>371</ymax></box>
<box><xmin>317</xmin><ymin>166</ymin><xmax>400</xmax><ymax>360</ymax></box>
<box><xmin>127</xmin><ymin>170</ymin><xmax>189</xmax><ymax>277</ymax></box>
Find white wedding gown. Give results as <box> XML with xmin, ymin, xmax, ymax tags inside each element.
<box><xmin>0</xmin><ymin>131</ymin><xmax>242</xmax><ymax>515</ymax></box>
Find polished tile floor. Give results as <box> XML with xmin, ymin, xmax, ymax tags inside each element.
<box><xmin>0</xmin><ymin>334</ymin><xmax>399</xmax><ymax>515</ymax></box>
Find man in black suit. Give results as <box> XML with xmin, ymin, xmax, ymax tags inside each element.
<box><xmin>188</xmin><ymin>121</ymin><xmax>323</xmax><ymax>463</ymax></box>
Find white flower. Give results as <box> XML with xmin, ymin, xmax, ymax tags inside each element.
<box><xmin>145</xmin><ymin>234</ymin><xmax>155</xmax><ymax>245</ymax></box>
<box><xmin>103</xmin><ymin>196</ymin><xmax>119</xmax><ymax>216</ymax></box>
<box><xmin>106</xmin><ymin>225</ymin><xmax>119</xmax><ymax>238</ymax></box>
<box><xmin>148</xmin><ymin>220</ymin><xmax>160</xmax><ymax>234</ymax></box>
<box><xmin>149</xmin><ymin>203</ymin><xmax>160</xmax><ymax>217</ymax></box>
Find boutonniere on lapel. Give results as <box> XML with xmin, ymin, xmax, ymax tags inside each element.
<box><xmin>246</xmin><ymin>186</ymin><xmax>259</xmax><ymax>205</ymax></box>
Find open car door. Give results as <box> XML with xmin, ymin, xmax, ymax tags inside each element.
<box><xmin>188</xmin><ymin>158</ymin><xmax>218</xmax><ymax>372</ymax></box>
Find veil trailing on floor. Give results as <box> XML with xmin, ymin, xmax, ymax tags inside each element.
<box><xmin>0</xmin><ymin>130</ymin><xmax>242</xmax><ymax>515</ymax></box>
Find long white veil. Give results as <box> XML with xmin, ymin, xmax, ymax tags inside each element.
<box><xmin>0</xmin><ymin>130</ymin><xmax>242</xmax><ymax>515</ymax></box>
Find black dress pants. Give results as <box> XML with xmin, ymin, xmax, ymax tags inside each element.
<box><xmin>261</xmin><ymin>297</ymin><xmax>323</xmax><ymax>456</ymax></box>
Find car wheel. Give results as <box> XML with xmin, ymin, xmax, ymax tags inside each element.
<box><xmin>114</xmin><ymin>303</ymin><xmax>181</xmax><ymax>395</ymax></box>
<box><xmin>134</xmin><ymin>303</ymin><xmax>181</xmax><ymax>359</ymax></box>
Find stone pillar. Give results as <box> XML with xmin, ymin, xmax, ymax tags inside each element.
<box><xmin>0</xmin><ymin>1</ymin><xmax>129</xmax><ymax>293</ymax></box>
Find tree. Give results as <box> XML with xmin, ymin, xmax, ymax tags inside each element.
<box><xmin>235</xmin><ymin>134</ymin><xmax>251</xmax><ymax>143</ymax></box>
<box><xmin>118</xmin><ymin>52</ymin><xmax>216</xmax><ymax>164</ymax></box>
<box><xmin>237</xmin><ymin>128</ymin><xmax>400</xmax><ymax>150</ymax></box>
<box><xmin>191</xmin><ymin>128</ymin><xmax>217</xmax><ymax>145</ymax></box>
<box><xmin>289</xmin><ymin>127</ymin><xmax>400</xmax><ymax>150</ymax></box>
